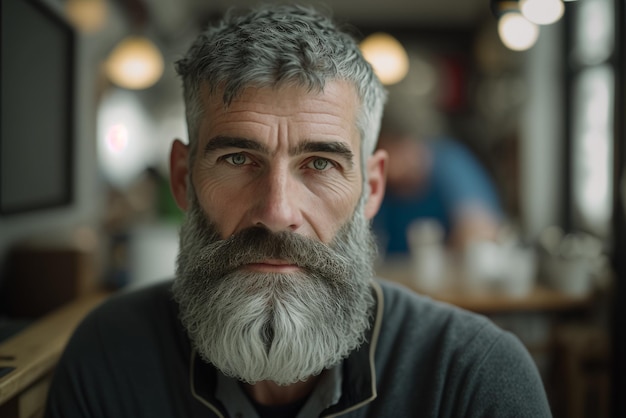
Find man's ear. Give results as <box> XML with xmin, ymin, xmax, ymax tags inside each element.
<box><xmin>169</xmin><ymin>139</ymin><xmax>190</xmax><ymax>211</ymax></box>
<box><xmin>363</xmin><ymin>149</ymin><xmax>388</xmax><ymax>220</ymax></box>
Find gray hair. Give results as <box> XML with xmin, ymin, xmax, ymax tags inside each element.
<box><xmin>175</xmin><ymin>4</ymin><xmax>387</xmax><ymax>165</ymax></box>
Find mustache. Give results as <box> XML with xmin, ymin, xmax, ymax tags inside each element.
<box><xmin>189</xmin><ymin>225</ymin><xmax>351</xmax><ymax>281</ymax></box>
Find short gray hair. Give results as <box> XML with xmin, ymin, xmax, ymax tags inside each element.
<box><xmin>175</xmin><ymin>4</ymin><xmax>387</xmax><ymax>164</ymax></box>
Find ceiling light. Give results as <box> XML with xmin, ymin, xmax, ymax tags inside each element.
<box><xmin>105</xmin><ymin>36</ymin><xmax>164</xmax><ymax>90</ymax></box>
<box><xmin>498</xmin><ymin>12</ymin><xmax>540</xmax><ymax>51</ymax></box>
<box><xmin>520</xmin><ymin>0</ymin><xmax>565</xmax><ymax>25</ymax></box>
<box><xmin>65</xmin><ymin>0</ymin><xmax>108</xmax><ymax>33</ymax></box>
<box><xmin>360</xmin><ymin>32</ymin><xmax>409</xmax><ymax>85</ymax></box>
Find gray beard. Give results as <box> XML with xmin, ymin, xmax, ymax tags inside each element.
<box><xmin>172</xmin><ymin>196</ymin><xmax>378</xmax><ymax>385</ymax></box>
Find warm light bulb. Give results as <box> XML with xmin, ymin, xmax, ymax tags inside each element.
<box><xmin>520</xmin><ymin>0</ymin><xmax>565</xmax><ymax>25</ymax></box>
<box><xmin>65</xmin><ymin>0</ymin><xmax>108</xmax><ymax>33</ymax></box>
<box><xmin>498</xmin><ymin>12</ymin><xmax>540</xmax><ymax>51</ymax></box>
<box><xmin>105</xmin><ymin>36</ymin><xmax>164</xmax><ymax>90</ymax></box>
<box><xmin>360</xmin><ymin>32</ymin><xmax>409</xmax><ymax>85</ymax></box>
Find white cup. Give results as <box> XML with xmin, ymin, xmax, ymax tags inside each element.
<box><xmin>544</xmin><ymin>256</ymin><xmax>591</xmax><ymax>296</ymax></box>
<box><xmin>407</xmin><ymin>220</ymin><xmax>446</xmax><ymax>292</ymax></box>
<box><xmin>501</xmin><ymin>247</ymin><xmax>537</xmax><ymax>297</ymax></box>
<box><xmin>462</xmin><ymin>240</ymin><xmax>502</xmax><ymax>294</ymax></box>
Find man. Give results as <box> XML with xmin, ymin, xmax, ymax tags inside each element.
<box><xmin>374</xmin><ymin>126</ymin><xmax>503</xmax><ymax>256</ymax></box>
<box><xmin>45</xmin><ymin>5</ymin><xmax>551</xmax><ymax>417</ymax></box>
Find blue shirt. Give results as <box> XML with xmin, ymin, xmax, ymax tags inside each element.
<box><xmin>374</xmin><ymin>138</ymin><xmax>502</xmax><ymax>256</ymax></box>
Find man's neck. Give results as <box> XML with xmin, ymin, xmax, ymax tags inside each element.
<box><xmin>242</xmin><ymin>373</ymin><xmax>322</xmax><ymax>406</ymax></box>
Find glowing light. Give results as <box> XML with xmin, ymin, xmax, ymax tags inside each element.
<box><xmin>520</xmin><ymin>0</ymin><xmax>565</xmax><ymax>25</ymax></box>
<box><xmin>360</xmin><ymin>32</ymin><xmax>409</xmax><ymax>85</ymax></box>
<box><xmin>98</xmin><ymin>89</ymin><xmax>154</xmax><ymax>187</ymax></box>
<box><xmin>105</xmin><ymin>36</ymin><xmax>164</xmax><ymax>90</ymax></box>
<box><xmin>498</xmin><ymin>12</ymin><xmax>540</xmax><ymax>51</ymax></box>
<box><xmin>65</xmin><ymin>0</ymin><xmax>108</xmax><ymax>33</ymax></box>
<box><xmin>105</xmin><ymin>124</ymin><xmax>129</xmax><ymax>153</ymax></box>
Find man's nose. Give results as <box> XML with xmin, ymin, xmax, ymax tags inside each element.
<box><xmin>250</xmin><ymin>166</ymin><xmax>304</xmax><ymax>233</ymax></box>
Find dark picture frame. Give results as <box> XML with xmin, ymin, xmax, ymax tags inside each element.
<box><xmin>0</xmin><ymin>0</ymin><xmax>75</xmax><ymax>215</ymax></box>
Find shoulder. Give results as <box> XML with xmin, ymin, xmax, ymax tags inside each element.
<box><xmin>93</xmin><ymin>280</ymin><xmax>176</xmax><ymax>322</ymax></box>
<box><xmin>47</xmin><ymin>281</ymin><xmax>197</xmax><ymax>416</ymax></box>
<box><xmin>428</xmin><ymin>137</ymin><xmax>483</xmax><ymax>174</ymax></box>
<box><xmin>428</xmin><ymin>137</ymin><xmax>471</xmax><ymax>159</ymax></box>
<box><xmin>51</xmin><ymin>281</ymin><xmax>185</xmax><ymax>389</ymax></box>
<box><xmin>373</xmin><ymin>280</ymin><xmax>551</xmax><ymax>416</ymax></box>
<box><xmin>374</xmin><ymin>278</ymin><xmax>530</xmax><ymax>380</ymax></box>
<box><xmin>68</xmin><ymin>280</ymin><xmax>181</xmax><ymax>351</ymax></box>
<box><xmin>376</xmin><ymin>279</ymin><xmax>495</xmax><ymax>339</ymax></box>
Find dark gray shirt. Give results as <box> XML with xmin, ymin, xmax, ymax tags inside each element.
<box><xmin>45</xmin><ymin>279</ymin><xmax>552</xmax><ymax>417</ymax></box>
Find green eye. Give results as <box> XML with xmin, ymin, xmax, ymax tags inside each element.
<box><xmin>227</xmin><ymin>153</ymin><xmax>247</xmax><ymax>165</ymax></box>
<box><xmin>312</xmin><ymin>158</ymin><xmax>330</xmax><ymax>170</ymax></box>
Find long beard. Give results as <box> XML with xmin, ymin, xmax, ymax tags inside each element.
<box><xmin>172</xmin><ymin>197</ymin><xmax>377</xmax><ymax>385</ymax></box>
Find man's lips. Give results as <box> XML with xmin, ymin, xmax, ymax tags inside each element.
<box><xmin>242</xmin><ymin>259</ymin><xmax>301</xmax><ymax>273</ymax></box>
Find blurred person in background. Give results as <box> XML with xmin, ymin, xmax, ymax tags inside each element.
<box><xmin>374</xmin><ymin>112</ymin><xmax>503</xmax><ymax>258</ymax></box>
<box><xmin>45</xmin><ymin>5</ymin><xmax>550</xmax><ymax>418</ymax></box>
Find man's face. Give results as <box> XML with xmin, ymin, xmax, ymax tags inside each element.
<box><xmin>169</xmin><ymin>81</ymin><xmax>387</xmax><ymax>384</ymax></box>
<box><xmin>173</xmin><ymin>80</ymin><xmax>385</xmax><ymax>248</ymax></box>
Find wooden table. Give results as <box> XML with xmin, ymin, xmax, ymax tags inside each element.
<box><xmin>400</xmin><ymin>281</ymin><xmax>593</xmax><ymax>314</ymax></box>
<box><xmin>0</xmin><ymin>292</ymin><xmax>110</xmax><ymax>418</ymax></box>
<box><xmin>377</xmin><ymin>263</ymin><xmax>593</xmax><ymax>314</ymax></box>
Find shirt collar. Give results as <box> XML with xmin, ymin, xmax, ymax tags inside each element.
<box><xmin>214</xmin><ymin>364</ymin><xmax>343</xmax><ymax>418</ymax></box>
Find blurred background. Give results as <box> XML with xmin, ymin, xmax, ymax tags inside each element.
<box><xmin>0</xmin><ymin>0</ymin><xmax>624</xmax><ymax>417</ymax></box>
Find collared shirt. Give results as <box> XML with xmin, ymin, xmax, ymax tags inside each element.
<box><xmin>214</xmin><ymin>364</ymin><xmax>343</xmax><ymax>418</ymax></box>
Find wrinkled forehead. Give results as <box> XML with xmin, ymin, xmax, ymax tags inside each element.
<box><xmin>199</xmin><ymin>80</ymin><xmax>362</xmax><ymax>130</ymax></box>
<box><xmin>195</xmin><ymin>80</ymin><xmax>365</xmax><ymax>162</ymax></box>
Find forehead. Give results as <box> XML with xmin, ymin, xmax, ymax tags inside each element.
<box><xmin>198</xmin><ymin>81</ymin><xmax>362</xmax><ymax>150</ymax></box>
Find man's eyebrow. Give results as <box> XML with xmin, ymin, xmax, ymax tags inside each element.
<box><xmin>292</xmin><ymin>141</ymin><xmax>355</xmax><ymax>167</ymax></box>
<box><xmin>203</xmin><ymin>136</ymin><xmax>267</xmax><ymax>155</ymax></box>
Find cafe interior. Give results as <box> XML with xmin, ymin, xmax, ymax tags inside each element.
<box><xmin>0</xmin><ymin>0</ymin><xmax>624</xmax><ymax>416</ymax></box>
